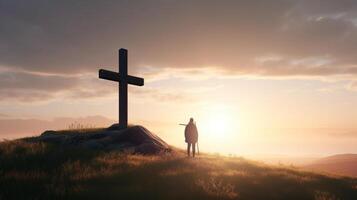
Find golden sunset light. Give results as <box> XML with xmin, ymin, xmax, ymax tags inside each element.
<box><xmin>200</xmin><ymin>106</ymin><xmax>236</xmax><ymax>140</ymax></box>
<box><xmin>1</xmin><ymin>1</ymin><xmax>357</xmax><ymax>199</ymax></box>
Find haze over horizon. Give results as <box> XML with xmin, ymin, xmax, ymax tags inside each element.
<box><xmin>1</xmin><ymin>0</ymin><xmax>357</xmax><ymax>156</ymax></box>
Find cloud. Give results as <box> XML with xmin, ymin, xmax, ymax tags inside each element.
<box><xmin>0</xmin><ymin>90</ymin><xmax>55</xmax><ymax>102</ymax></box>
<box><xmin>0</xmin><ymin>113</ymin><xmax>10</xmax><ymax>118</ymax></box>
<box><xmin>0</xmin><ymin>69</ymin><xmax>117</xmax><ymax>102</ymax></box>
<box><xmin>0</xmin><ymin>71</ymin><xmax>78</xmax><ymax>91</ymax></box>
<box><xmin>0</xmin><ymin>67</ymin><xmax>194</xmax><ymax>102</ymax></box>
<box><xmin>2</xmin><ymin>0</ymin><xmax>357</xmax><ymax>101</ymax></box>
<box><xmin>0</xmin><ymin>70</ymin><xmax>75</xmax><ymax>102</ymax></box>
<box><xmin>0</xmin><ymin>71</ymin><xmax>80</xmax><ymax>102</ymax></box>
<box><xmin>0</xmin><ymin>0</ymin><xmax>357</xmax><ymax>76</ymax></box>
<box><xmin>326</xmin><ymin>128</ymin><xmax>357</xmax><ymax>138</ymax></box>
<box><xmin>141</xmin><ymin>66</ymin><xmax>228</xmax><ymax>82</ymax></box>
<box><xmin>130</xmin><ymin>87</ymin><xmax>193</xmax><ymax>103</ymax></box>
<box><xmin>347</xmin><ymin>81</ymin><xmax>357</xmax><ymax>91</ymax></box>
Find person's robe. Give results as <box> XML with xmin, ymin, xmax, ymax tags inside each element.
<box><xmin>185</xmin><ymin>122</ymin><xmax>198</xmax><ymax>143</ymax></box>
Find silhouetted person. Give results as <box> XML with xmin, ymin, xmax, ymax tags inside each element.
<box><xmin>184</xmin><ymin>118</ymin><xmax>198</xmax><ymax>157</ymax></box>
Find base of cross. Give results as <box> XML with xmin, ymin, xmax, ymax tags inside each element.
<box><xmin>107</xmin><ymin>123</ymin><xmax>128</xmax><ymax>130</ymax></box>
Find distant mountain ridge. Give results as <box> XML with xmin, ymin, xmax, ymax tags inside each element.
<box><xmin>304</xmin><ymin>154</ymin><xmax>357</xmax><ymax>177</ymax></box>
<box><xmin>0</xmin><ymin>115</ymin><xmax>115</xmax><ymax>139</ymax></box>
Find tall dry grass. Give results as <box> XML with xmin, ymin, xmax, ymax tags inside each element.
<box><xmin>0</xmin><ymin>139</ymin><xmax>356</xmax><ymax>199</ymax></box>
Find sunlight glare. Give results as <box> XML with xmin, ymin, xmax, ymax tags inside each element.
<box><xmin>198</xmin><ymin>106</ymin><xmax>238</xmax><ymax>142</ymax></box>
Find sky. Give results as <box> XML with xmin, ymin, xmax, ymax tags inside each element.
<box><xmin>1</xmin><ymin>0</ymin><xmax>357</xmax><ymax>156</ymax></box>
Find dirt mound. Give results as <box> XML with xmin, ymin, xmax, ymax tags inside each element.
<box><xmin>29</xmin><ymin>125</ymin><xmax>170</xmax><ymax>154</ymax></box>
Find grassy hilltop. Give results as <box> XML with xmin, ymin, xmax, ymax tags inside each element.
<box><xmin>0</xmin><ymin>139</ymin><xmax>356</xmax><ymax>200</ymax></box>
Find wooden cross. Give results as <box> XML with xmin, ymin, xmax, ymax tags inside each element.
<box><xmin>99</xmin><ymin>48</ymin><xmax>144</xmax><ymax>129</ymax></box>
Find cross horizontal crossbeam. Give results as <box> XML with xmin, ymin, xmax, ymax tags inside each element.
<box><xmin>99</xmin><ymin>69</ymin><xmax>144</xmax><ymax>86</ymax></box>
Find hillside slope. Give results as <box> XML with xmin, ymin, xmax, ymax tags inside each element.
<box><xmin>0</xmin><ymin>140</ymin><xmax>356</xmax><ymax>200</ymax></box>
<box><xmin>305</xmin><ymin>154</ymin><xmax>357</xmax><ymax>177</ymax></box>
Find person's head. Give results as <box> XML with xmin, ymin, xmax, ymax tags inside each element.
<box><xmin>189</xmin><ymin>118</ymin><xmax>194</xmax><ymax>123</ymax></box>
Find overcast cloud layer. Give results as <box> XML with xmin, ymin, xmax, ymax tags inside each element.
<box><xmin>1</xmin><ymin>0</ymin><xmax>357</xmax><ymax>101</ymax></box>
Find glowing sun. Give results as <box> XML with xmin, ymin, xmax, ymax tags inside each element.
<box><xmin>199</xmin><ymin>107</ymin><xmax>236</xmax><ymax>140</ymax></box>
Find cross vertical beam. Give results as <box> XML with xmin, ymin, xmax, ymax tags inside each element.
<box><xmin>119</xmin><ymin>49</ymin><xmax>128</xmax><ymax>128</ymax></box>
<box><xmin>98</xmin><ymin>48</ymin><xmax>144</xmax><ymax>129</ymax></box>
